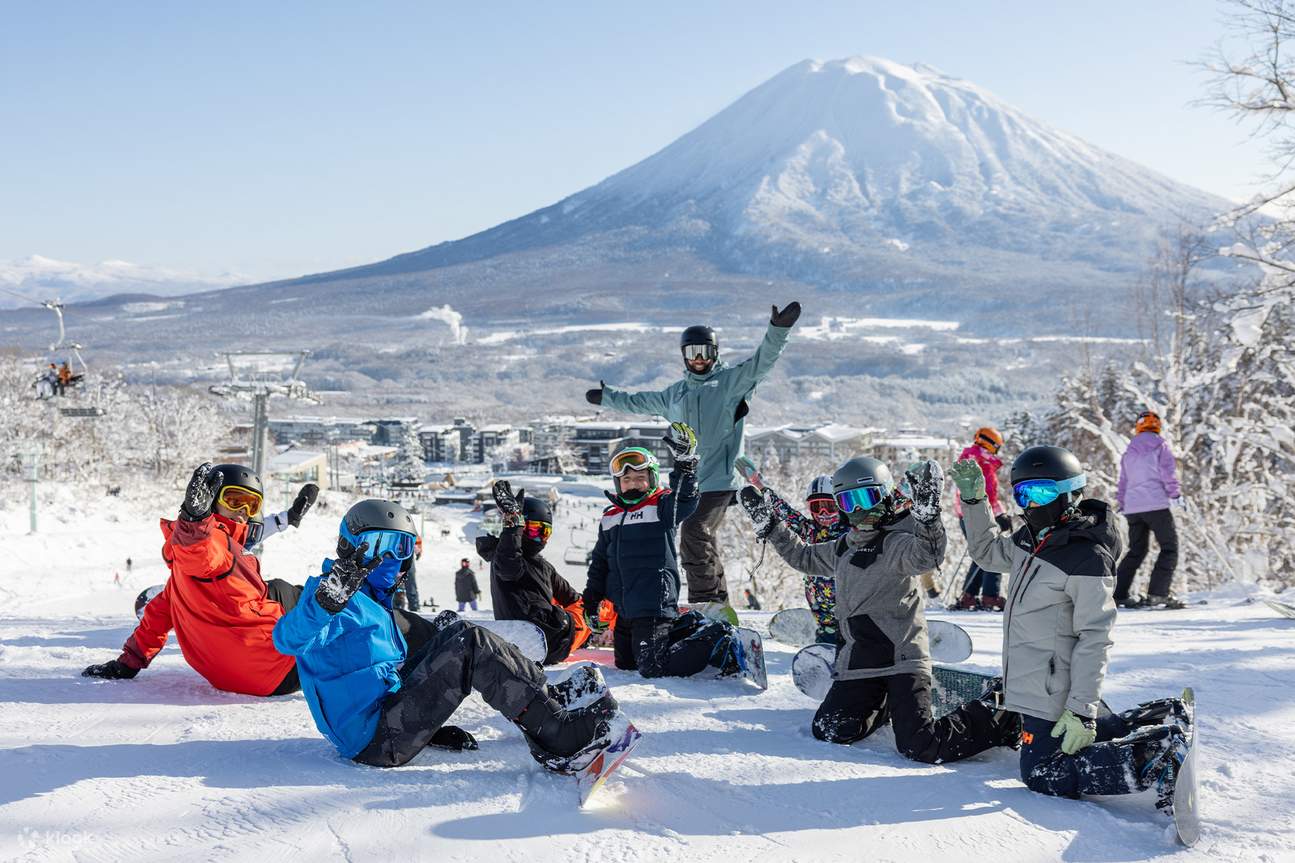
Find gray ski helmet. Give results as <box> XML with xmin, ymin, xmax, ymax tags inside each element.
<box><xmin>1010</xmin><ymin>446</ymin><xmax>1084</xmax><ymax>486</ymax></box>
<box><xmin>340</xmin><ymin>499</ymin><xmax>417</xmax><ymax>541</ymax></box>
<box><xmin>831</xmin><ymin>456</ymin><xmax>896</xmax><ymax>498</ymax></box>
<box><xmin>806</xmin><ymin>475</ymin><xmax>834</xmax><ymax>502</ymax></box>
<box><xmin>210</xmin><ymin>463</ymin><xmax>263</xmax><ymax>497</ymax></box>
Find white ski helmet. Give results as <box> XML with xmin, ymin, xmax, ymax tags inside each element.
<box><xmin>806</xmin><ymin>475</ymin><xmax>834</xmax><ymax>502</ymax></box>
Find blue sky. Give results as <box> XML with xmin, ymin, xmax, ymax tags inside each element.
<box><xmin>0</xmin><ymin>1</ymin><xmax>1268</xmax><ymax>280</ymax></box>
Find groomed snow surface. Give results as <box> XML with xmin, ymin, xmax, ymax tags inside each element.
<box><xmin>2</xmin><ymin>485</ymin><xmax>1293</xmax><ymax>862</ymax></box>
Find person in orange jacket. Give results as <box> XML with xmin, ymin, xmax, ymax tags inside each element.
<box><xmin>80</xmin><ymin>463</ymin><xmax>313</xmax><ymax>695</ymax></box>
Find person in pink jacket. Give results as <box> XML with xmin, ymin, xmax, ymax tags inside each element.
<box><xmin>1114</xmin><ymin>411</ymin><xmax>1184</xmax><ymax>609</ymax></box>
<box><xmin>952</xmin><ymin>427</ymin><xmax>1013</xmax><ymax>611</ymax></box>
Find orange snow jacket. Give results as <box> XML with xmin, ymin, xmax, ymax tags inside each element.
<box><xmin>116</xmin><ymin>514</ymin><xmax>295</xmax><ymax>696</ymax></box>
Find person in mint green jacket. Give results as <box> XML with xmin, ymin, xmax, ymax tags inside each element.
<box><xmin>585</xmin><ymin>302</ymin><xmax>800</xmax><ymax>605</ymax></box>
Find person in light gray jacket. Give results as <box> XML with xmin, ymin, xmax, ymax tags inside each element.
<box><xmin>953</xmin><ymin>445</ymin><xmax>1191</xmax><ymax>812</ymax></box>
<box><xmin>745</xmin><ymin>456</ymin><xmax>1019</xmax><ymax>764</ymax></box>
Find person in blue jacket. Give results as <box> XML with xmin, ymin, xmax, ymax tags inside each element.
<box><xmin>273</xmin><ymin>499</ymin><xmax>621</xmax><ymax>769</ymax></box>
<box><xmin>582</xmin><ymin>425</ymin><xmax>743</xmax><ymax>678</ymax></box>
<box><xmin>585</xmin><ymin>302</ymin><xmax>801</xmax><ymax>609</ymax></box>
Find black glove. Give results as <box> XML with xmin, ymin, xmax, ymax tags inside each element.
<box><xmin>82</xmin><ymin>659</ymin><xmax>138</xmax><ymax>680</ymax></box>
<box><xmin>903</xmin><ymin>459</ymin><xmax>944</xmax><ymax>524</ymax></box>
<box><xmin>995</xmin><ymin>513</ymin><xmax>1013</xmax><ymax>533</ymax></box>
<box><xmin>663</xmin><ymin>421</ymin><xmax>699</xmax><ymax>472</ymax></box>
<box><xmin>739</xmin><ymin>485</ymin><xmax>776</xmax><ymax>539</ymax></box>
<box><xmin>315</xmin><ymin>539</ymin><xmax>380</xmax><ymax>614</ymax></box>
<box><xmin>771</xmin><ymin>301</ymin><xmax>802</xmax><ymax>328</ymax></box>
<box><xmin>585</xmin><ymin>382</ymin><xmax>604</xmax><ymax>405</ymax></box>
<box><xmin>492</xmin><ymin>480</ymin><xmax>524</xmax><ymax>526</ymax></box>
<box><xmin>429</xmin><ymin>725</ymin><xmax>479</xmax><ymax>751</ymax></box>
<box><xmin>287</xmin><ymin>483</ymin><xmax>320</xmax><ymax>527</ymax></box>
<box><xmin>180</xmin><ymin>463</ymin><xmax>223</xmax><ymax>521</ymax></box>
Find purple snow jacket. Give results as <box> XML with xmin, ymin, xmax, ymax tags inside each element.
<box><xmin>1117</xmin><ymin>432</ymin><xmax>1181</xmax><ymax>515</ymax></box>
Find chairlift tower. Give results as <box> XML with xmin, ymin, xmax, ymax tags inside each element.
<box><xmin>209</xmin><ymin>351</ymin><xmax>320</xmax><ymax>477</ymax></box>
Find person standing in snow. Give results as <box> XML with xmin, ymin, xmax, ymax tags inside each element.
<box><xmin>274</xmin><ymin>498</ymin><xmax>627</xmax><ymax>771</ymax></box>
<box><xmin>478</xmin><ymin>482</ymin><xmax>584</xmax><ymax>665</ymax></box>
<box><xmin>747</xmin><ymin>455</ymin><xmax>1020</xmax><ymax>761</ymax></box>
<box><xmin>455</xmin><ymin>558</ymin><xmax>480</xmax><ymax>611</ymax></box>
<box><xmin>951</xmin><ymin>426</ymin><xmax>1012</xmax><ymax>611</ymax></box>
<box><xmin>585</xmin><ymin>302</ymin><xmax>801</xmax><ymax>612</ymax></box>
<box><xmin>740</xmin><ymin>474</ymin><xmax>847</xmax><ymax>644</ymax></box>
<box><xmin>952</xmin><ymin>447</ymin><xmax>1191</xmax><ymax>811</ymax></box>
<box><xmin>1114</xmin><ymin>411</ymin><xmax>1184</xmax><ymax>609</ymax></box>
<box><xmin>583</xmin><ymin>425</ymin><xmax>747</xmax><ymax>679</ymax></box>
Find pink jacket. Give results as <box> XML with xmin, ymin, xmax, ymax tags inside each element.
<box><xmin>954</xmin><ymin>444</ymin><xmax>1004</xmax><ymax>517</ymax></box>
<box><xmin>1117</xmin><ymin>432</ymin><xmax>1181</xmax><ymax>514</ymax></box>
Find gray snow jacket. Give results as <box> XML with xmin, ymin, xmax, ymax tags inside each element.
<box><xmin>600</xmin><ymin>321</ymin><xmax>793</xmax><ymax>493</ymax></box>
<box><xmin>768</xmin><ymin>513</ymin><xmax>946</xmax><ymax>681</ymax></box>
<box><xmin>963</xmin><ymin>497</ymin><xmax>1120</xmax><ymax>722</ymax></box>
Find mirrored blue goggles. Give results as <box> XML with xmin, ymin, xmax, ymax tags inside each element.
<box><xmin>356</xmin><ymin>529</ymin><xmax>417</xmax><ymax>561</ymax></box>
<box><xmin>1013</xmin><ymin>475</ymin><xmax>1087</xmax><ymax>508</ymax></box>
<box><xmin>835</xmin><ymin>485</ymin><xmax>887</xmax><ymax>514</ymax></box>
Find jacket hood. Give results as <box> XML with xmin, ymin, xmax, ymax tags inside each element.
<box><xmin>475</xmin><ymin>534</ymin><xmax>499</xmax><ymax>561</ymax></box>
<box><xmin>1052</xmin><ymin>499</ymin><xmax>1121</xmax><ymax>554</ymax></box>
<box><xmin>1127</xmin><ymin>431</ymin><xmax>1163</xmax><ymax>453</ymax></box>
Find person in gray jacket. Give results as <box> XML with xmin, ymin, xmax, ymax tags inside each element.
<box><xmin>748</xmin><ymin>455</ymin><xmax>1019</xmax><ymax>763</ymax></box>
<box><xmin>586</xmin><ymin>303</ymin><xmax>800</xmax><ymax>608</ymax></box>
<box><xmin>952</xmin><ymin>445</ymin><xmax>1191</xmax><ymax>811</ymax></box>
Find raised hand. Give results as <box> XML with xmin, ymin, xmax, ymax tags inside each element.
<box><xmin>180</xmin><ymin>463</ymin><xmax>223</xmax><ymax>521</ymax></box>
<box><xmin>949</xmin><ymin>458</ymin><xmax>986</xmax><ymax>502</ymax></box>
<box><xmin>664</xmin><ymin>421</ymin><xmax>699</xmax><ymax>471</ymax></box>
<box><xmin>287</xmin><ymin>483</ymin><xmax>320</xmax><ymax>527</ymax></box>
<box><xmin>771</xmin><ymin>301</ymin><xmax>802</xmax><ymax>328</ymax></box>
<box><xmin>739</xmin><ymin>485</ymin><xmax>776</xmax><ymax>539</ymax></box>
<box><xmin>315</xmin><ymin>540</ymin><xmax>380</xmax><ymax>614</ymax></box>
<box><xmin>904</xmin><ymin>459</ymin><xmax>944</xmax><ymax>524</ymax></box>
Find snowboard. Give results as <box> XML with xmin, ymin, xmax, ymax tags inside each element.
<box><xmin>768</xmin><ymin>607</ymin><xmax>817</xmax><ymax>645</ymax></box>
<box><xmin>1172</xmin><ymin>687</ymin><xmax>1201</xmax><ymax>847</ymax></box>
<box><xmin>735</xmin><ymin>626</ymin><xmax>768</xmax><ymax>690</ymax></box>
<box><xmin>1263</xmin><ymin>597</ymin><xmax>1295</xmax><ymax>620</ymax></box>
<box><xmin>134</xmin><ymin>584</ymin><xmax>165</xmax><ymax>619</ymax></box>
<box><xmin>576</xmin><ymin>716</ymin><xmax>642</xmax><ymax>807</ymax></box>
<box><xmin>474</xmin><ymin>619</ymin><xmax>548</xmax><ymax>663</ymax></box>
<box><xmin>790</xmin><ymin>643</ymin><xmax>835</xmax><ymax>701</ymax></box>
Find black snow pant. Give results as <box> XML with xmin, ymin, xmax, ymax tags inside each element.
<box><xmin>679</xmin><ymin>490</ymin><xmax>735</xmax><ymax>604</ymax></box>
<box><xmin>353</xmin><ymin>620</ymin><xmax>547</xmax><ymax>767</ymax></box>
<box><xmin>812</xmin><ymin>672</ymin><xmax>1002</xmax><ymax>764</ymax></box>
<box><xmin>1019</xmin><ymin>705</ymin><xmax>1180</xmax><ymax>797</ymax></box>
<box><xmin>1114</xmin><ymin>509</ymin><xmax>1179</xmax><ymax>600</ymax></box>
<box><xmin>265</xmin><ymin>581</ymin><xmax>436</xmax><ymax>697</ymax></box>
<box><xmin>612</xmin><ymin>610</ymin><xmax>735</xmax><ymax>678</ymax></box>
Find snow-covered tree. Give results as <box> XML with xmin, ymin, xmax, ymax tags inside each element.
<box><xmin>390</xmin><ymin>426</ymin><xmax>427</xmax><ymax>486</ymax></box>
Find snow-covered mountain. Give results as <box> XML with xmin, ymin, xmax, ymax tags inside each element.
<box><xmin>0</xmin><ymin>255</ymin><xmax>245</xmax><ymax>308</ymax></box>
<box><xmin>273</xmin><ymin>56</ymin><xmax>1232</xmax><ymax>329</ymax></box>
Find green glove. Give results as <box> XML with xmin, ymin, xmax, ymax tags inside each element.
<box><xmin>1050</xmin><ymin>709</ymin><xmax>1097</xmax><ymax>755</ymax></box>
<box><xmin>949</xmin><ymin>458</ymin><xmax>986</xmax><ymax>501</ymax></box>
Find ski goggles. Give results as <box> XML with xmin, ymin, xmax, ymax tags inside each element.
<box><xmin>217</xmin><ymin>485</ymin><xmax>263</xmax><ymax>518</ymax></box>
<box><xmin>610</xmin><ymin>448</ymin><xmax>657</xmax><ymax>477</ymax></box>
<box><xmin>356</xmin><ymin>528</ymin><xmax>417</xmax><ymax>561</ymax></box>
<box><xmin>835</xmin><ymin>485</ymin><xmax>888</xmax><ymax>514</ymax></box>
<box><xmin>524</xmin><ymin>520</ymin><xmax>553</xmax><ymax>541</ymax></box>
<box><xmin>682</xmin><ymin>344</ymin><xmax>718</xmax><ymax>362</ymax></box>
<box><xmin>1012</xmin><ymin>475</ymin><xmax>1087</xmax><ymax>508</ymax></box>
<box><xmin>807</xmin><ymin>498</ymin><xmax>839</xmax><ymax>516</ymax></box>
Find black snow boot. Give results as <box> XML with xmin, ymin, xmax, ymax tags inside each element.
<box><xmin>977</xmin><ymin>677</ymin><xmax>1022</xmax><ymax>748</ymax></box>
<box><xmin>516</xmin><ymin>688</ymin><xmax>619</xmax><ymax>770</ymax></box>
<box><xmin>1128</xmin><ymin>724</ymin><xmax>1189</xmax><ymax>813</ymax></box>
<box><xmin>1117</xmin><ymin>697</ymin><xmax>1190</xmax><ymax>731</ymax></box>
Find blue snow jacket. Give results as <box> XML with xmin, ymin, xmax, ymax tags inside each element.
<box><xmin>600</xmin><ymin>321</ymin><xmax>793</xmax><ymax>493</ymax></box>
<box><xmin>583</xmin><ymin>467</ymin><xmax>699</xmax><ymax>620</ymax></box>
<box><xmin>272</xmin><ymin>568</ymin><xmax>406</xmax><ymax>758</ymax></box>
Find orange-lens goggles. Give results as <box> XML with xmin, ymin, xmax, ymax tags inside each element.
<box><xmin>217</xmin><ymin>485</ymin><xmax>263</xmax><ymax>517</ymax></box>
<box><xmin>610</xmin><ymin>450</ymin><xmax>653</xmax><ymax>477</ymax></box>
<box><xmin>524</xmin><ymin>520</ymin><xmax>552</xmax><ymax>541</ymax></box>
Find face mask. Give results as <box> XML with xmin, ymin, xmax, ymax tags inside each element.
<box><xmin>365</xmin><ymin>556</ymin><xmax>403</xmax><ymax>606</ymax></box>
<box><xmin>1023</xmin><ymin>496</ymin><xmax>1070</xmax><ymax>534</ymax></box>
<box><xmin>523</xmin><ymin>535</ymin><xmax>548</xmax><ymax>557</ymax></box>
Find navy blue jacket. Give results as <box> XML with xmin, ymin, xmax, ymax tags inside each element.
<box><xmin>583</xmin><ymin>467</ymin><xmax>699</xmax><ymax>620</ymax></box>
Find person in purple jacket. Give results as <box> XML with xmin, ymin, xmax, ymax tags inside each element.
<box><xmin>1114</xmin><ymin>411</ymin><xmax>1184</xmax><ymax>609</ymax></box>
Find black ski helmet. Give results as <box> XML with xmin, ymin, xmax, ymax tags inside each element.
<box><xmin>1010</xmin><ymin>446</ymin><xmax>1084</xmax><ymax>486</ymax></box>
<box><xmin>522</xmin><ymin>495</ymin><xmax>552</xmax><ymax>525</ymax></box>
<box><xmin>341</xmin><ymin>499</ymin><xmax>417</xmax><ymax>540</ymax></box>
<box><xmin>211</xmin><ymin>463</ymin><xmax>262</xmax><ymax>496</ymax></box>
<box><xmin>680</xmin><ymin>325</ymin><xmax>718</xmax><ymax>350</ymax></box>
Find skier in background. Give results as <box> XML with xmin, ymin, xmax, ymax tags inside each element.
<box><xmin>953</xmin><ymin>447</ymin><xmax>1191</xmax><ymax>811</ymax></box>
<box><xmin>1114</xmin><ymin>411</ymin><xmax>1185</xmax><ymax>609</ymax></box>
<box><xmin>585</xmin><ymin>302</ymin><xmax>801</xmax><ymax>617</ymax></box>
<box><xmin>952</xmin><ymin>427</ymin><xmax>1012</xmax><ymax>611</ymax></box>
<box><xmin>455</xmin><ymin>557</ymin><xmax>481</xmax><ymax>611</ymax></box>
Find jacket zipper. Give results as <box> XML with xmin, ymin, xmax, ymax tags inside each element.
<box><xmin>1001</xmin><ymin>532</ymin><xmax>1054</xmax><ymax>687</ymax></box>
